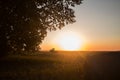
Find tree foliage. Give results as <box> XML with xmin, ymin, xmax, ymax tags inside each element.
<box><xmin>0</xmin><ymin>0</ymin><xmax>83</xmax><ymax>55</ymax></box>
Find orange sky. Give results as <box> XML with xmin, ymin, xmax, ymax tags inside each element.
<box><xmin>41</xmin><ymin>40</ymin><xmax>120</xmax><ymax>51</ymax></box>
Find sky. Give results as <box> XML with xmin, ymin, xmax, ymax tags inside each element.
<box><xmin>41</xmin><ymin>0</ymin><xmax>120</xmax><ymax>51</ymax></box>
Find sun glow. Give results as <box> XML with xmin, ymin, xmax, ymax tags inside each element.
<box><xmin>57</xmin><ymin>32</ymin><xmax>83</xmax><ymax>51</ymax></box>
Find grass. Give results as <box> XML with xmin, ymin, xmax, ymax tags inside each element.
<box><xmin>0</xmin><ymin>51</ymin><xmax>120</xmax><ymax>80</ymax></box>
<box><xmin>0</xmin><ymin>51</ymin><xmax>85</xmax><ymax>80</ymax></box>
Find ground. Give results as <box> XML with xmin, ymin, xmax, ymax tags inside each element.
<box><xmin>0</xmin><ymin>51</ymin><xmax>120</xmax><ymax>80</ymax></box>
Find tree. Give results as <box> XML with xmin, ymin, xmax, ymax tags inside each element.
<box><xmin>49</xmin><ymin>48</ymin><xmax>55</xmax><ymax>53</ymax></box>
<box><xmin>0</xmin><ymin>0</ymin><xmax>83</xmax><ymax>56</ymax></box>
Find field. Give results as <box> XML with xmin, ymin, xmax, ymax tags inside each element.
<box><xmin>0</xmin><ymin>51</ymin><xmax>120</xmax><ymax>80</ymax></box>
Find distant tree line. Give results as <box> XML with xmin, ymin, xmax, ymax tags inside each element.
<box><xmin>0</xmin><ymin>0</ymin><xmax>83</xmax><ymax>56</ymax></box>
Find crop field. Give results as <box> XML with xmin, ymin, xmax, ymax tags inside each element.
<box><xmin>0</xmin><ymin>51</ymin><xmax>120</xmax><ymax>80</ymax></box>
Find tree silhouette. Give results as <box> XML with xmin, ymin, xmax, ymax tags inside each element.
<box><xmin>0</xmin><ymin>0</ymin><xmax>83</xmax><ymax>56</ymax></box>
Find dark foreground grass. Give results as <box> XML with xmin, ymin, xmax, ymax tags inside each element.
<box><xmin>84</xmin><ymin>51</ymin><xmax>120</xmax><ymax>80</ymax></box>
<box><xmin>0</xmin><ymin>52</ymin><xmax>85</xmax><ymax>80</ymax></box>
<box><xmin>0</xmin><ymin>51</ymin><xmax>120</xmax><ymax>80</ymax></box>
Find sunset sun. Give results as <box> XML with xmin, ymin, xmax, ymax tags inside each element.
<box><xmin>57</xmin><ymin>32</ymin><xmax>83</xmax><ymax>51</ymax></box>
